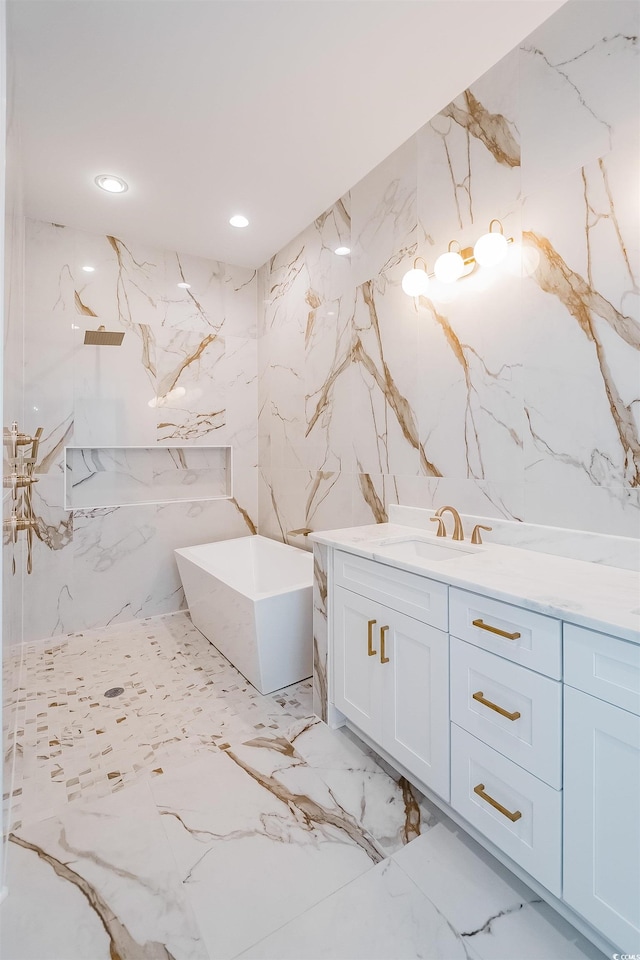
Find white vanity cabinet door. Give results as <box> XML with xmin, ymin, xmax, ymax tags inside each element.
<box><xmin>333</xmin><ymin>586</ymin><xmax>384</xmax><ymax>742</ymax></box>
<box><xmin>332</xmin><ymin>583</ymin><xmax>450</xmax><ymax>800</ymax></box>
<box><xmin>380</xmin><ymin>613</ymin><xmax>450</xmax><ymax>801</ymax></box>
<box><xmin>563</xmin><ymin>686</ymin><xmax>640</xmax><ymax>954</ymax></box>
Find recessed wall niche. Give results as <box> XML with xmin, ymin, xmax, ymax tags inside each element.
<box><xmin>64</xmin><ymin>445</ymin><xmax>232</xmax><ymax>510</ymax></box>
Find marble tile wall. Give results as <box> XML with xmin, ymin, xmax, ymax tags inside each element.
<box><xmin>258</xmin><ymin>0</ymin><xmax>640</xmax><ymax>548</ymax></box>
<box><xmin>11</xmin><ymin>220</ymin><xmax>258</xmax><ymax>643</ymax></box>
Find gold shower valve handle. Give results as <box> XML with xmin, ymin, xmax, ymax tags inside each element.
<box><xmin>2</xmin><ymin>421</ymin><xmax>43</xmax><ymax>573</ymax></box>
<box><xmin>367</xmin><ymin>619</ymin><xmax>377</xmax><ymax>657</ymax></box>
<box><xmin>380</xmin><ymin>625</ymin><xmax>390</xmax><ymax>664</ymax></box>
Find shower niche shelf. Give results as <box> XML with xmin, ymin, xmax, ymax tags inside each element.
<box><xmin>64</xmin><ymin>445</ymin><xmax>232</xmax><ymax>510</ymax></box>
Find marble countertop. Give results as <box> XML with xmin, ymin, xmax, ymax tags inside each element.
<box><xmin>310</xmin><ymin>523</ymin><xmax>640</xmax><ymax>645</ymax></box>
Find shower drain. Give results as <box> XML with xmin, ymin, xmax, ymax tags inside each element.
<box><xmin>104</xmin><ymin>687</ymin><xmax>125</xmax><ymax>698</ymax></box>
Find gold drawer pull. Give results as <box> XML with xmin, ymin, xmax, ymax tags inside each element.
<box><xmin>472</xmin><ymin>691</ymin><xmax>521</xmax><ymax>722</ymax></box>
<box><xmin>474</xmin><ymin>783</ymin><xmax>522</xmax><ymax>822</ymax></box>
<box><xmin>472</xmin><ymin>618</ymin><xmax>521</xmax><ymax>641</ymax></box>
<box><xmin>380</xmin><ymin>625</ymin><xmax>390</xmax><ymax>664</ymax></box>
<box><xmin>367</xmin><ymin>619</ymin><xmax>377</xmax><ymax>657</ymax></box>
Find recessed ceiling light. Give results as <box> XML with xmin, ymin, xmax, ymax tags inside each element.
<box><xmin>177</xmin><ymin>282</ymin><xmax>191</xmax><ymax>289</ymax></box>
<box><xmin>229</xmin><ymin>214</ymin><xmax>249</xmax><ymax>228</ymax></box>
<box><xmin>82</xmin><ymin>265</ymin><xmax>95</xmax><ymax>273</ymax></box>
<box><xmin>334</xmin><ymin>246</ymin><xmax>350</xmax><ymax>256</ymax></box>
<box><xmin>94</xmin><ymin>174</ymin><xmax>128</xmax><ymax>194</ymax></box>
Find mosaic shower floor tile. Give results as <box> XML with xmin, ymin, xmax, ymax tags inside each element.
<box><xmin>3</xmin><ymin>611</ymin><xmax>314</xmax><ymax>830</ymax></box>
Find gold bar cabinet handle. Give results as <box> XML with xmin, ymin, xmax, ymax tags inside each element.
<box><xmin>380</xmin><ymin>626</ymin><xmax>390</xmax><ymax>664</ymax></box>
<box><xmin>474</xmin><ymin>783</ymin><xmax>522</xmax><ymax>822</ymax></box>
<box><xmin>472</xmin><ymin>618</ymin><xmax>521</xmax><ymax>641</ymax></box>
<box><xmin>367</xmin><ymin>619</ymin><xmax>377</xmax><ymax>657</ymax></box>
<box><xmin>472</xmin><ymin>691</ymin><xmax>521</xmax><ymax>721</ymax></box>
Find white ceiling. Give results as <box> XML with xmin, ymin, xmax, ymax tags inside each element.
<box><xmin>8</xmin><ymin>0</ymin><xmax>565</xmax><ymax>269</ymax></box>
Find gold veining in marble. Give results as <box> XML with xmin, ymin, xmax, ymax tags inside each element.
<box><xmin>223</xmin><ymin>740</ymin><xmax>386</xmax><ymax>864</ymax></box>
<box><xmin>442</xmin><ymin>90</ymin><xmax>520</xmax><ymax>169</ymax></box>
<box><xmin>524</xmin><ymin>228</ymin><xmax>639</xmax><ymax>485</ymax></box>
<box><xmin>10</xmin><ymin>833</ymin><xmax>175</xmax><ymax>960</ymax></box>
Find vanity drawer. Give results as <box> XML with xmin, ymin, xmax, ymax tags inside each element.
<box><xmin>451</xmin><ymin>724</ymin><xmax>561</xmax><ymax>897</ymax></box>
<box><xmin>564</xmin><ymin>623</ymin><xmax>640</xmax><ymax>716</ymax></box>
<box><xmin>449</xmin><ymin>588</ymin><xmax>561</xmax><ymax>679</ymax></box>
<box><xmin>450</xmin><ymin>638</ymin><xmax>562</xmax><ymax>788</ymax></box>
<box><xmin>334</xmin><ymin>550</ymin><xmax>448</xmax><ymax>630</ymax></box>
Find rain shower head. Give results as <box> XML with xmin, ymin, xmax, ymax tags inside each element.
<box><xmin>83</xmin><ymin>325</ymin><xmax>125</xmax><ymax>346</ymax></box>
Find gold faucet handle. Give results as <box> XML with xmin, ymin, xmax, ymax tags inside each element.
<box><xmin>471</xmin><ymin>524</ymin><xmax>492</xmax><ymax>545</ymax></box>
<box><xmin>430</xmin><ymin>516</ymin><xmax>447</xmax><ymax>537</ymax></box>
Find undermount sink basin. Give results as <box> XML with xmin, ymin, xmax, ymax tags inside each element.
<box><xmin>372</xmin><ymin>536</ymin><xmax>480</xmax><ymax>563</ymax></box>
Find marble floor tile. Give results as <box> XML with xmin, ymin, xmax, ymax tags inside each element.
<box><xmin>3</xmin><ymin>611</ymin><xmax>606</xmax><ymax>960</ymax></box>
<box><xmin>237</xmin><ymin>858</ymin><xmax>473</xmax><ymax>960</ymax></box>
<box><xmin>392</xmin><ymin>820</ymin><xmax>604</xmax><ymax>960</ymax></box>
<box><xmin>3</xmin><ymin>612</ymin><xmax>314</xmax><ymax>829</ymax></box>
<box><xmin>149</xmin><ymin>747</ymin><xmax>386</xmax><ymax>959</ymax></box>
<box><xmin>3</xmin><ymin>781</ymin><xmax>208</xmax><ymax>960</ymax></box>
<box><xmin>283</xmin><ymin>716</ymin><xmax>440</xmax><ymax>855</ymax></box>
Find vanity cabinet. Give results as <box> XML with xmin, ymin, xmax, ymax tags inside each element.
<box><xmin>448</xmin><ymin>588</ymin><xmax>563</xmax><ymax>896</ymax></box>
<box><xmin>332</xmin><ymin>552</ymin><xmax>450</xmax><ymax>799</ymax></box>
<box><xmin>563</xmin><ymin>624</ymin><xmax>640</xmax><ymax>953</ymax></box>
<box><xmin>322</xmin><ymin>538</ymin><xmax>640</xmax><ymax>956</ymax></box>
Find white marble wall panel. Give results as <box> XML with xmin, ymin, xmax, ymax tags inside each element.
<box><xmin>74</xmin><ymin>320</ymin><xmax>157</xmax><ymax>448</ymax></box>
<box><xmin>21</xmin><ymin>474</ymin><xmax>74</xmax><ymax>642</ymax></box>
<box><xmin>417</xmin><ymin>48</ymin><xmax>520</xmax><ymax>258</ymax></box>
<box><xmin>522</xmin><ymin>152</ymin><xmax>639</xmax><ymax>537</ymax></box>
<box><xmin>224</xmin><ymin>263</ymin><xmax>259</xmax><ymax>339</ymax></box>
<box><xmin>520</xmin><ymin>0</ymin><xmax>640</xmax><ymax>194</ymax></box>
<box><xmin>154</xmin><ymin>326</ymin><xmax>226</xmax><ymax>443</ymax></box>
<box><xmin>352</xmin><ymin>277</ymin><xmax>421</xmax><ymax>478</ymax></box>
<box><xmin>23</xmin><ymin>312</ymin><xmax>73</xmax><ymax>477</ymax></box>
<box><xmin>416</xmin><ymin>270</ymin><xmax>524</xmax><ymax>485</ymax></box>
<box><xmin>162</xmin><ymin>250</ymin><xmax>226</xmax><ymax>334</ymax></box>
<box><xmin>351</xmin><ymin>136</ymin><xmax>417</xmax><ymax>287</ymax></box>
<box><xmin>16</xmin><ymin>220</ymin><xmax>258</xmax><ymax>641</ymax></box>
<box><xmin>312</xmin><ymin>543</ymin><xmax>328</xmax><ymax>721</ymax></box>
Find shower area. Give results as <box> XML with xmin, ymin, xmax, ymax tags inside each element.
<box><xmin>1</xmin><ymin>206</ymin><xmax>263</xmax><ymax>854</ymax></box>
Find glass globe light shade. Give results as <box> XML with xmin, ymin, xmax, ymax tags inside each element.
<box><xmin>434</xmin><ymin>250</ymin><xmax>465</xmax><ymax>283</ymax></box>
<box><xmin>401</xmin><ymin>267</ymin><xmax>430</xmax><ymax>297</ymax></box>
<box><xmin>474</xmin><ymin>230</ymin><xmax>508</xmax><ymax>267</ymax></box>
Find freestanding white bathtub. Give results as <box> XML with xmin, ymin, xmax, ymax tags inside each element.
<box><xmin>175</xmin><ymin>535</ymin><xmax>313</xmax><ymax>694</ymax></box>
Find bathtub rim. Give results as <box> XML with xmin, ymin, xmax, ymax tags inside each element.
<box><xmin>174</xmin><ymin>534</ymin><xmax>313</xmax><ymax>603</ymax></box>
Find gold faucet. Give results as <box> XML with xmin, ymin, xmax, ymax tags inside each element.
<box><xmin>432</xmin><ymin>505</ymin><xmax>464</xmax><ymax>541</ymax></box>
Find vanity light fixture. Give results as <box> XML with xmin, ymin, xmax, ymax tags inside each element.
<box><xmin>94</xmin><ymin>174</ymin><xmax>128</xmax><ymax>194</ymax></box>
<box><xmin>229</xmin><ymin>214</ymin><xmax>249</xmax><ymax>228</ymax></box>
<box><xmin>434</xmin><ymin>241</ymin><xmax>467</xmax><ymax>284</ymax></box>
<box><xmin>474</xmin><ymin>219</ymin><xmax>510</xmax><ymax>267</ymax></box>
<box><xmin>401</xmin><ymin>257</ymin><xmax>430</xmax><ymax>297</ymax></box>
<box><xmin>401</xmin><ymin>219</ymin><xmax>513</xmax><ymax>298</ymax></box>
<box><xmin>334</xmin><ymin>246</ymin><xmax>351</xmax><ymax>256</ymax></box>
